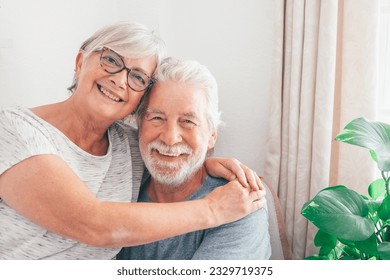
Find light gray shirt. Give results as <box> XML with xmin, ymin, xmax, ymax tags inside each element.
<box><xmin>117</xmin><ymin>176</ymin><xmax>271</xmax><ymax>260</ymax></box>
<box><xmin>0</xmin><ymin>107</ymin><xmax>144</xmax><ymax>259</ymax></box>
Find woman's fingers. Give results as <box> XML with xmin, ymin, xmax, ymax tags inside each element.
<box><xmin>204</xmin><ymin>180</ymin><xmax>267</xmax><ymax>225</ymax></box>
<box><xmin>204</xmin><ymin>157</ymin><xmax>265</xmax><ymax>190</ymax></box>
<box><xmin>235</xmin><ymin>163</ymin><xmax>264</xmax><ymax>191</ymax></box>
<box><xmin>249</xmin><ymin>189</ymin><xmax>267</xmax><ymax>212</ymax></box>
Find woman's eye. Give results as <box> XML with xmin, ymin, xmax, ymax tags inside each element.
<box><xmin>103</xmin><ymin>56</ymin><xmax>122</xmax><ymax>67</ymax></box>
<box><xmin>132</xmin><ymin>74</ymin><xmax>146</xmax><ymax>85</ymax></box>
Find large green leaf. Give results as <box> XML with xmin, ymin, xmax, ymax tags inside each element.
<box><xmin>378</xmin><ymin>195</ymin><xmax>390</xmax><ymax>221</ymax></box>
<box><xmin>335</xmin><ymin>118</ymin><xmax>390</xmax><ymax>171</ymax></box>
<box><xmin>355</xmin><ymin>234</ymin><xmax>378</xmax><ymax>257</ymax></box>
<box><xmin>314</xmin><ymin>230</ymin><xmax>337</xmax><ymax>256</ymax></box>
<box><xmin>314</xmin><ymin>230</ymin><xmax>337</xmax><ymax>248</ymax></box>
<box><xmin>368</xmin><ymin>178</ymin><xmax>387</xmax><ymax>200</ymax></box>
<box><xmin>301</xmin><ymin>186</ymin><xmax>374</xmax><ymax>241</ymax></box>
<box><xmin>378</xmin><ymin>242</ymin><xmax>390</xmax><ymax>260</ymax></box>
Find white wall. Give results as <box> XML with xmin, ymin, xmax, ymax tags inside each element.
<box><xmin>0</xmin><ymin>0</ymin><xmax>274</xmax><ymax>174</ymax></box>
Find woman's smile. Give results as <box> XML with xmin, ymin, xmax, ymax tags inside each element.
<box><xmin>97</xmin><ymin>84</ymin><xmax>124</xmax><ymax>103</ymax></box>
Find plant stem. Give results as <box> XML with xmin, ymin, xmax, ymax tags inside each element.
<box><xmin>381</xmin><ymin>171</ymin><xmax>390</xmax><ymax>196</ymax></box>
<box><xmin>375</xmin><ymin>229</ymin><xmax>383</xmax><ymax>243</ymax></box>
<box><xmin>369</xmin><ymin>213</ymin><xmax>383</xmax><ymax>242</ymax></box>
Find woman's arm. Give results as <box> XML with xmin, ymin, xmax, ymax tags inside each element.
<box><xmin>0</xmin><ymin>154</ymin><xmax>265</xmax><ymax>248</ymax></box>
<box><xmin>204</xmin><ymin>157</ymin><xmax>264</xmax><ymax>190</ymax></box>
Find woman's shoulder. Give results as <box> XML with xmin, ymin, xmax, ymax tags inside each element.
<box><xmin>1</xmin><ymin>106</ymin><xmax>28</xmax><ymax>119</ymax></box>
<box><xmin>0</xmin><ymin>106</ymin><xmax>58</xmax><ymax>174</ymax></box>
<box><xmin>1</xmin><ymin>106</ymin><xmax>37</xmax><ymax>130</ymax></box>
<box><xmin>1</xmin><ymin>106</ymin><xmax>53</xmax><ymax>135</ymax></box>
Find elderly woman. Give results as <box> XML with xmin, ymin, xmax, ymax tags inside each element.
<box><xmin>0</xmin><ymin>22</ymin><xmax>264</xmax><ymax>259</ymax></box>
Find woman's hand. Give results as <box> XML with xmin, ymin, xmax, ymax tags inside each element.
<box><xmin>204</xmin><ymin>157</ymin><xmax>264</xmax><ymax>190</ymax></box>
<box><xmin>203</xmin><ymin>180</ymin><xmax>266</xmax><ymax>226</ymax></box>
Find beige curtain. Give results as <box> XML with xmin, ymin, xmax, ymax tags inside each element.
<box><xmin>264</xmin><ymin>0</ymin><xmax>379</xmax><ymax>259</ymax></box>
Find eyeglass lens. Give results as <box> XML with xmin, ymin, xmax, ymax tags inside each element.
<box><xmin>100</xmin><ymin>48</ymin><xmax>151</xmax><ymax>91</ymax></box>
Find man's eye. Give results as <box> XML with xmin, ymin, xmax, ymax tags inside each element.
<box><xmin>181</xmin><ymin>119</ymin><xmax>197</xmax><ymax>128</ymax></box>
<box><xmin>145</xmin><ymin>114</ymin><xmax>164</xmax><ymax>123</ymax></box>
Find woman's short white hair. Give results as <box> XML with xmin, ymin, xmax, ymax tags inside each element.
<box><xmin>68</xmin><ymin>21</ymin><xmax>166</xmax><ymax>92</ymax></box>
<box><xmin>137</xmin><ymin>57</ymin><xmax>222</xmax><ymax>131</ymax></box>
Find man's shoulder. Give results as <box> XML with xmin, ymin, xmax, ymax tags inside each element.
<box><xmin>203</xmin><ymin>176</ymin><xmax>229</xmax><ymax>188</ymax></box>
<box><xmin>190</xmin><ymin>176</ymin><xmax>228</xmax><ymax>200</ymax></box>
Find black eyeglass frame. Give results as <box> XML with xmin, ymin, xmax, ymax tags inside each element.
<box><xmin>99</xmin><ymin>47</ymin><xmax>154</xmax><ymax>92</ymax></box>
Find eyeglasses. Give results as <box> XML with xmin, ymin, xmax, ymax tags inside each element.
<box><xmin>99</xmin><ymin>47</ymin><xmax>153</xmax><ymax>92</ymax></box>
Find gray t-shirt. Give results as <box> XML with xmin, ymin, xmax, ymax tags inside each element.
<box><xmin>0</xmin><ymin>107</ymin><xmax>144</xmax><ymax>259</ymax></box>
<box><xmin>117</xmin><ymin>176</ymin><xmax>271</xmax><ymax>260</ymax></box>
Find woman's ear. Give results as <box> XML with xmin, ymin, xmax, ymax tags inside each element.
<box><xmin>74</xmin><ymin>51</ymin><xmax>84</xmax><ymax>78</ymax></box>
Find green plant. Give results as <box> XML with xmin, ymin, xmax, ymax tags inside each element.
<box><xmin>301</xmin><ymin>117</ymin><xmax>390</xmax><ymax>260</ymax></box>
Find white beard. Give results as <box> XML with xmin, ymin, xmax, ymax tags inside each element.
<box><xmin>140</xmin><ymin>139</ymin><xmax>208</xmax><ymax>187</ymax></box>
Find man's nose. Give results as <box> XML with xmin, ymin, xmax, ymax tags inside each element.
<box><xmin>159</xmin><ymin>122</ymin><xmax>182</xmax><ymax>146</ymax></box>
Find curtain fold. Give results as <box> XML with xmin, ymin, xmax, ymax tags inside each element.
<box><xmin>264</xmin><ymin>0</ymin><xmax>379</xmax><ymax>259</ymax></box>
<box><xmin>330</xmin><ymin>0</ymin><xmax>379</xmax><ymax>195</ymax></box>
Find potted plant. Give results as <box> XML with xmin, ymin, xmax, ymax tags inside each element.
<box><xmin>301</xmin><ymin>117</ymin><xmax>390</xmax><ymax>260</ymax></box>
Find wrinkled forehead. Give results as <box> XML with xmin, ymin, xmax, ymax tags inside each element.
<box><xmin>149</xmin><ymin>81</ymin><xmax>207</xmax><ymax>113</ymax></box>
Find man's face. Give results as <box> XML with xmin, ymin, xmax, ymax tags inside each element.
<box><xmin>139</xmin><ymin>80</ymin><xmax>217</xmax><ymax>186</ymax></box>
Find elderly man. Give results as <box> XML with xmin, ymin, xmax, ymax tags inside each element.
<box><xmin>117</xmin><ymin>57</ymin><xmax>271</xmax><ymax>260</ymax></box>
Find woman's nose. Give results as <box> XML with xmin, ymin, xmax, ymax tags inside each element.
<box><xmin>109</xmin><ymin>69</ymin><xmax>128</xmax><ymax>89</ymax></box>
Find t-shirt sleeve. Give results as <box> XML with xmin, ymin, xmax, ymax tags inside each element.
<box><xmin>191</xmin><ymin>208</ymin><xmax>272</xmax><ymax>260</ymax></box>
<box><xmin>0</xmin><ymin>109</ymin><xmax>57</xmax><ymax>175</ymax></box>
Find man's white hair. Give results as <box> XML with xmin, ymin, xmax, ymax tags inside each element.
<box><xmin>137</xmin><ymin>57</ymin><xmax>221</xmax><ymax>131</ymax></box>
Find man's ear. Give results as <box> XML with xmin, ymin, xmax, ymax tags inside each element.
<box><xmin>208</xmin><ymin>130</ymin><xmax>218</xmax><ymax>150</ymax></box>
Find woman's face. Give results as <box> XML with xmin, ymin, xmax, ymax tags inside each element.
<box><xmin>73</xmin><ymin>49</ymin><xmax>157</xmax><ymax>124</ymax></box>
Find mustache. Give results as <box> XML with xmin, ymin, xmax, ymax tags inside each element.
<box><xmin>148</xmin><ymin>140</ymin><xmax>192</xmax><ymax>156</ymax></box>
